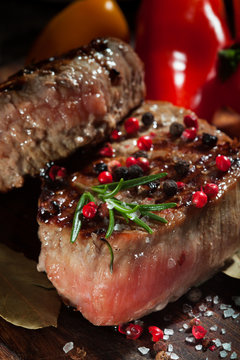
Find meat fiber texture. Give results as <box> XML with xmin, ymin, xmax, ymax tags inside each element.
<box><xmin>37</xmin><ymin>101</ymin><xmax>240</xmax><ymax>326</ymax></box>
<box><xmin>0</xmin><ymin>38</ymin><xmax>144</xmax><ymax>192</ymax></box>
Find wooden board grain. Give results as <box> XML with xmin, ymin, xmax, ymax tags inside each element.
<box><xmin>0</xmin><ymin>179</ymin><xmax>239</xmax><ymax>360</ymax></box>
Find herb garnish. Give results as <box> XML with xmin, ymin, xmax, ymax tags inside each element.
<box><xmin>70</xmin><ymin>173</ymin><xmax>177</xmax><ymax>272</ymax></box>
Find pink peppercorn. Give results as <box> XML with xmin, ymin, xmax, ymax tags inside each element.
<box><xmin>137</xmin><ymin>135</ymin><xmax>152</xmax><ymax>151</ymax></box>
<box><xmin>137</xmin><ymin>157</ymin><xmax>150</xmax><ymax>172</ymax></box>
<box><xmin>182</xmin><ymin>127</ymin><xmax>197</xmax><ymax>141</ymax></box>
<box><xmin>148</xmin><ymin>326</ymin><xmax>164</xmax><ymax>342</ymax></box>
<box><xmin>192</xmin><ymin>325</ymin><xmax>207</xmax><ymax>340</ymax></box>
<box><xmin>204</xmin><ymin>183</ymin><xmax>219</xmax><ymax>197</ymax></box>
<box><xmin>192</xmin><ymin>191</ymin><xmax>208</xmax><ymax>208</ymax></box>
<box><xmin>124</xmin><ymin>117</ymin><xmax>140</xmax><ymax>134</ymax></box>
<box><xmin>49</xmin><ymin>165</ymin><xmax>66</xmax><ymax>181</ymax></box>
<box><xmin>98</xmin><ymin>171</ymin><xmax>113</xmax><ymax>184</ymax></box>
<box><xmin>125</xmin><ymin>323</ymin><xmax>143</xmax><ymax>340</ymax></box>
<box><xmin>126</xmin><ymin>156</ymin><xmax>138</xmax><ymax>167</ymax></box>
<box><xmin>216</xmin><ymin>155</ymin><xmax>231</xmax><ymax>172</ymax></box>
<box><xmin>184</xmin><ymin>114</ymin><xmax>199</xmax><ymax>129</ymax></box>
<box><xmin>82</xmin><ymin>202</ymin><xmax>97</xmax><ymax>219</ymax></box>
<box><xmin>99</xmin><ymin>144</ymin><xmax>114</xmax><ymax>157</ymax></box>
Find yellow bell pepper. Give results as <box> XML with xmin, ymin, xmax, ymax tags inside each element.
<box><xmin>27</xmin><ymin>0</ymin><xmax>129</xmax><ymax>64</ymax></box>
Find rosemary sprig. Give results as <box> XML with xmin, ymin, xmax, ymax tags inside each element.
<box><xmin>92</xmin><ymin>173</ymin><xmax>167</xmax><ymax>192</ymax></box>
<box><xmin>70</xmin><ymin>173</ymin><xmax>177</xmax><ymax>271</ymax></box>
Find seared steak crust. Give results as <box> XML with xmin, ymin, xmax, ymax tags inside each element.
<box><xmin>37</xmin><ymin>101</ymin><xmax>240</xmax><ymax>325</ymax></box>
<box><xmin>0</xmin><ymin>38</ymin><xmax>144</xmax><ymax>192</ymax></box>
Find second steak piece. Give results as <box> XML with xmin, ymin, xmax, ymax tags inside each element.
<box><xmin>0</xmin><ymin>38</ymin><xmax>144</xmax><ymax>192</ymax></box>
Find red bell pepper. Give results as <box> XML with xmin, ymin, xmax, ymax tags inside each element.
<box><xmin>135</xmin><ymin>0</ymin><xmax>233</xmax><ymax>121</ymax></box>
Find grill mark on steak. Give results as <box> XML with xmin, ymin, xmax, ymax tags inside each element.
<box><xmin>37</xmin><ymin>101</ymin><xmax>240</xmax><ymax>325</ymax></box>
<box><xmin>0</xmin><ymin>38</ymin><xmax>144</xmax><ymax>192</ymax></box>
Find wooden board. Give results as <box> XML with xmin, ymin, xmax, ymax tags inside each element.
<box><xmin>0</xmin><ymin>179</ymin><xmax>239</xmax><ymax>360</ymax></box>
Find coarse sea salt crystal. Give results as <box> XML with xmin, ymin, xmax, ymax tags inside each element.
<box><xmin>220</xmin><ymin>304</ymin><xmax>231</xmax><ymax>310</ymax></box>
<box><xmin>220</xmin><ymin>350</ymin><xmax>228</xmax><ymax>358</ymax></box>
<box><xmin>199</xmin><ymin>304</ymin><xmax>207</xmax><ymax>312</ymax></box>
<box><xmin>223</xmin><ymin>308</ymin><xmax>235</xmax><ymax>318</ymax></box>
<box><xmin>210</xmin><ymin>325</ymin><xmax>218</xmax><ymax>332</ymax></box>
<box><xmin>213</xmin><ymin>338</ymin><xmax>221</xmax><ymax>347</ymax></box>
<box><xmin>63</xmin><ymin>342</ymin><xmax>74</xmax><ymax>354</ymax></box>
<box><xmin>163</xmin><ymin>335</ymin><xmax>169</xmax><ymax>340</ymax></box>
<box><xmin>221</xmin><ymin>328</ymin><xmax>226</xmax><ymax>335</ymax></box>
<box><xmin>185</xmin><ymin>336</ymin><xmax>195</xmax><ymax>344</ymax></box>
<box><xmin>205</xmin><ymin>295</ymin><xmax>212</xmax><ymax>302</ymax></box>
<box><xmin>204</xmin><ymin>310</ymin><xmax>214</xmax><ymax>317</ymax></box>
<box><xmin>230</xmin><ymin>351</ymin><xmax>238</xmax><ymax>359</ymax></box>
<box><xmin>222</xmin><ymin>343</ymin><xmax>232</xmax><ymax>352</ymax></box>
<box><xmin>195</xmin><ymin>344</ymin><xmax>202</xmax><ymax>351</ymax></box>
<box><xmin>138</xmin><ymin>347</ymin><xmax>150</xmax><ymax>355</ymax></box>
<box><xmin>170</xmin><ymin>353</ymin><xmax>179</xmax><ymax>360</ymax></box>
<box><xmin>232</xmin><ymin>313</ymin><xmax>239</xmax><ymax>319</ymax></box>
<box><xmin>182</xmin><ymin>323</ymin><xmax>188</xmax><ymax>329</ymax></box>
<box><xmin>164</xmin><ymin>329</ymin><xmax>174</xmax><ymax>336</ymax></box>
<box><xmin>178</xmin><ymin>328</ymin><xmax>184</xmax><ymax>332</ymax></box>
<box><xmin>168</xmin><ymin>344</ymin><xmax>173</xmax><ymax>352</ymax></box>
<box><xmin>213</xmin><ymin>295</ymin><xmax>219</xmax><ymax>304</ymax></box>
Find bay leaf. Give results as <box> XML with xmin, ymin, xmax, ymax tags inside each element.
<box><xmin>223</xmin><ymin>250</ymin><xmax>240</xmax><ymax>279</ymax></box>
<box><xmin>0</xmin><ymin>243</ymin><xmax>61</xmax><ymax>329</ymax></box>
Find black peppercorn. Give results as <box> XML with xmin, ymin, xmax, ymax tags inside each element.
<box><xmin>170</xmin><ymin>122</ymin><xmax>184</xmax><ymax>137</ymax></box>
<box><xmin>94</xmin><ymin>162</ymin><xmax>108</xmax><ymax>174</ymax></box>
<box><xmin>142</xmin><ymin>112</ymin><xmax>154</xmax><ymax>126</ymax></box>
<box><xmin>202</xmin><ymin>133</ymin><xmax>218</xmax><ymax>147</ymax></box>
<box><xmin>113</xmin><ymin>166</ymin><xmax>129</xmax><ymax>181</ymax></box>
<box><xmin>163</xmin><ymin>179</ymin><xmax>178</xmax><ymax>197</ymax></box>
<box><xmin>133</xmin><ymin>150</ymin><xmax>148</xmax><ymax>158</ymax></box>
<box><xmin>174</xmin><ymin>160</ymin><xmax>190</xmax><ymax>177</ymax></box>
<box><xmin>128</xmin><ymin>164</ymin><xmax>144</xmax><ymax>179</ymax></box>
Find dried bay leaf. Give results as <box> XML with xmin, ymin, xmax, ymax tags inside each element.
<box><xmin>0</xmin><ymin>243</ymin><xmax>61</xmax><ymax>329</ymax></box>
<box><xmin>223</xmin><ymin>250</ymin><xmax>240</xmax><ymax>279</ymax></box>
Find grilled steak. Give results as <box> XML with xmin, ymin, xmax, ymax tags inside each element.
<box><xmin>37</xmin><ymin>101</ymin><xmax>240</xmax><ymax>325</ymax></box>
<box><xmin>0</xmin><ymin>38</ymin><xmax>144</xmax><ymax>192</ymax></box>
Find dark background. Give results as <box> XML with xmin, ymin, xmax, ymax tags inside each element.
<box><xmin>0</xmin><ymin>0</ymin><xmax>141</xmax><ymax>66</ymax></box>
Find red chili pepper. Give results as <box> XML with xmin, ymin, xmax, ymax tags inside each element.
<box><xmin>192</xmin><ymin>325</ymin><xmax>207</xmax><ymax>339</ymax></box>
<box><xmin>135</xmin><ymin>0</ymin><xmax>232</xmax><ymax>122</ymax></box>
